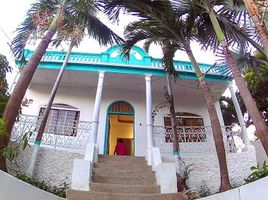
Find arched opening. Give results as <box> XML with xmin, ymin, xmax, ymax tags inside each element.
<box><xmin>105</xmin><ymin>101</ymin><xmax>135</xmax><ymax>155</ymax></box>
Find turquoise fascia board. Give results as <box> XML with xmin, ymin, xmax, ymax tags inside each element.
<box><xmin>20</xmin><ymin>45</ymin><xmax>232</xmax><ymax>83</ymax></box>
<box><xmin>37</xmin><ymin>62</ymin><xmax>232</xmax><ymax>83</ymax></box>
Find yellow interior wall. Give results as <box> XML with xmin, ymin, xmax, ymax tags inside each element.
<box><xmin>109</xmin><ymin>115</ymin><xmax>134</xmax><ymax>155</ymax></box>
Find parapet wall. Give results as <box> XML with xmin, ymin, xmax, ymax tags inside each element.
<box><xmin>162</xmin><ymin>146</ymin><xmax>257</xmax><ymax>193</ymax></box>
<box><xmin>7</xmin><ymin>146</ymin><xmax>83</xmax><ymax>187</ymax></box>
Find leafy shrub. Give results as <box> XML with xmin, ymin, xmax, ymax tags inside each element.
<box><xmin>176</xmin><ymin>162</ymin><xmax>193</xmax><ymax>191</ymax></box>
<box><xmin>0</xmin><ymin>118</ymin><xmax>32</xmax><ymax>162</ymax></box>
<box><xmin>244</xmin><ymin>161</ymin><xmax>268</xmax><ymax>183</ymax></box>
<box><xmin>197</xmin><ymin>180</ymin><xmax>211</xmax><ymax>198</ymax></box>
<box><xmin>16</xmin><ymin>173</ymin><xmax>68</xmax><ymax>198</ymax></box>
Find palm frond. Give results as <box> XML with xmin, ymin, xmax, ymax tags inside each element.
<box><xmin>217</xmin><ymin>48</ymin><xmax>268</xmax><ymax>76</ymax></box>
<box><xmin>162</xmin><ymin>42</ymin><xmax>180</xmax><ymax>79</ymax></box>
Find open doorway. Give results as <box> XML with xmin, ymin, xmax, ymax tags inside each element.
<box><xmin>105</xmin><ymin>101</ymin><xmax>135</xmax><ymax>156</ymax></box>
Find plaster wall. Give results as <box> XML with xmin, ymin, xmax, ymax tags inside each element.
<box><xmin>22</xmin><ymin>80</ymin><xmax>212</xmax><ymax>156</ymax></box>
<box><xmin>253</xmin><ymin>139</ymin><xmax>268</xmax><ymax>165</ymax></box>
<box><xmin>7</xmin><ymin>146</ymin><xmax>83</xmax><ymax>187</ymax></box>
<box><xmin>162</xmin><ymin>146</ymin><xmax>257</xmax><ymax>194</ymax></box>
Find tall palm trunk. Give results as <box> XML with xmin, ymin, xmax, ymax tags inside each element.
<box><xmin>243</xmin><ymin>0</ymin><xmax>268</xmax><ymax>57</ymax></box>
<box><xmin>35</xmin><ymin>41</ymin><xmax>75</xmax><ymax>143</ymax></box>
<box><xmin>165</xmin><ymin>73</ymin><xmax>180</xmax><ymax>155</ymax></box>
<box><xmin>26</xmin><ymin>41</ymin><xmax>74</xmax><ymax>176</ymax></box>
<box><xmin>207</xmin><ymin>7</ymin><xmax>268</xmax><ymax>156</ymax></box>
<box><xmin>185</xmin><ymin>44</ymin><xmax>232</xmax><ymax>192</ymax></box>
<box><xmin>0</xmin><ymin>9</ymin><xmax>63</xmax><ymax>172</ymax></box>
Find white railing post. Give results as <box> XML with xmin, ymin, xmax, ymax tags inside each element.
<box><xmin>229</xmin><ymin>85</ymin><xmax>250</xmax><ymax>146</ymax></box>
<box><xmin>145</xmin><ymin>75</ymin><xmax>154</xmax><ymax>165</ymax></box>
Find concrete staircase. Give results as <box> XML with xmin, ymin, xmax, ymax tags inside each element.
<box><xmin>67</xmin><ymin>155</ymin><xmax>184</xmax><ymax>200</ymax></box>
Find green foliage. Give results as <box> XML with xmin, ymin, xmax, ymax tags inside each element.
<box><xmin>0</xmin><ymin>94</ymin><xmax>9</xmax><ymax>118</ymax></box>
<box><xmin>0</xmin><ymin>119</ymin><xmax>7</xmax><ymax>135</ymax></box>
<box><xmin>244</xmin><ymin>161</ymin><xmax>268</xmax><ymax>183</ymax></box>
<box><xmin>1</xmin><ymin>147</ymin><xmax>20</xmax><ymax>162</ymax></box>
<box><xmin>244</xmin><ymin>53</ymin><xmax>268</xmax><ymax>125</ymax></box>
<box><xmin>16</xmin><ymin>173</ymin><xmax>68</xmax><ymax>198</ymax></box>
<box><xmin>0</xmin><ymin>54</ymin><xmax>11</xmax><ymax>117</ymax></box>
<box><xmin>220</xmin><ymin>92</ymin><xmax>247</xmax><ymax>126</ymax></box>
<box><xmin>176</xmin><ymin>159</ymin><xmax>193</xmax><ymax>191</ymax></box>
<box><xmin>0</xmin><ymin>54</ymin><xmax>11</xmax><ymax>94</ymax></box>
<box><xmin>198</xmin><ymin>180</ymin><xmax>212</xmax><ymax>198</ymax></box>
<box><xmin>0</xmin><ymin>118</ymin><xmax>31</xmax><ymax>161</ymax></box>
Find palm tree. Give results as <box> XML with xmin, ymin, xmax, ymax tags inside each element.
<box><xmin>103</xmin><ymin>0</ymin><xmax>232</xmax><ymax>191</ymax></box>
<box><xmin>28</xmin><ymin>25</ymin><xmax>84</xmax><ymax>176</ymax></box>
<box><xmin>0</xmin><ymin>0</ymin><xmax>123</xmax><ymax>172</ymax></box>
<box><xmin>242</xmin><ymin>0</ymin><xmax>268</xmax><ymax>56</ymax></box>
<box><xmin>171</xmin><ymin>0</ymin><xmax>268</xmax><ymax>157</ymax></box>
<box><xmin>165</xmin><ymin>71</ymin><xmax>180</xmax><ymax>156</ymax></box>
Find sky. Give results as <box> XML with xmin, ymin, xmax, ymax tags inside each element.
<box><xmin>0</xmin><ymin>0</ymin><xmax>219</xmax><ymax>87</ymax></box>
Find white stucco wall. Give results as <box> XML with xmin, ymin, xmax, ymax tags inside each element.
<box><xmin>161</xmin><ymin>146</ymin><xmax>257</xmax><ymax>194</ymax></box>
<box><xmin>253</xmin><ymin>139</ymin><xmax>268</xmax><ymax>165</ymax></box>
<box><xmin>7</xmin><ymin>146</ymin><xmax>83</xmax><ymax>187</ymax></box>
<box><xmin>22</xmin><ymin>81</ymin><xmax>214</xmax><ymax>156</ymax></box>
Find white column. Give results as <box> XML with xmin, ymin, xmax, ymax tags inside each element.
<box><xmin>229</xmin><ymin>85</ymin><xmax>250</xmax><ymax>146</ymax></box>
<box><xmin>90</xmin><ymin>71</ymin><xmax>105</xmax><ymax>144</ymax></box>
<box><xmin>145</xmin><ymin>75</ymin><xmax>153</xmax><ymax>165</ymax></box>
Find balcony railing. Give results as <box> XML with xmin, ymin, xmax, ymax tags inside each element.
<box><xmin>22</xmin><ymin>49</ymin><xmax>228</xmax><ymax>77</ymax></box>
<box><xmin>153</xmin><ymin>125</ymin><xmax>244</xmax><ymax>154</ymax></box>
<box><xmin>11</xmin><ymin>115</ymin><xmax>92</xmax><ymax>150</ymax></box>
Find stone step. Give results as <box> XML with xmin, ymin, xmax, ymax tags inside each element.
<box><xmin>89</xmin><ymin>182</ymin><xmax>160</xmax><ymax>194</ymax></box>
<box><xmin>97</xmin><ymin>157</ymin><xmax>147</xmax><ymax>165</ymax></box>
<box><xmin>92</xmin><ymin>175</ymin><xmax>156</xmax><ymax>185</ymax></box>
<box><xmin>94</xmin><ymin>163</ymin><xmax>152</xmax><ymax>171</ymax></box>
<box><xmin>98</xmin><ymin>155</ymin><xmax>146</xmax><ymax>161</ymax></box>
<box><xmin>92</xmin><ymin>167</ymin><xmax>155</xmax><ymax>178</ymax></box>
<box><xmin>67</xmin><ymin>190</ymin><xmax>184</xmax><ymax>200</ymax></box>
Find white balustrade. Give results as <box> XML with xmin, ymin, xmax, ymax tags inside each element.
<box><xmin>11</xmin><ymin>114</ymin><xmax>92</xmax><ymax>150</ymax></box>
<box><xmin>153</xmin><ymin>125</ymin><xmax>244</xmax><ymax>154</ymax></box>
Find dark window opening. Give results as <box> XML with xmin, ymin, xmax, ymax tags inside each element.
<box><xmin>164</xmin><ymin>112</ymin><xmax>205</xmax><ymax>143</ymax></box>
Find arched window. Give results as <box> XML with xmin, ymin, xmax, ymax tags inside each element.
<box><xmin>38</xmin><ymin>103</ymin><xmax>80</xmax><ymax>136</ymax></box>
<box><xmin>164</xmin><ymin>112</ymin><xmax>205</xmax><ymax>143</ymax></box>
<box><xmin>164</xmin><ymin>112</ymin><xmax>204</xmax><ymax>127</ymax></box>
<box><xmin>108</xmin><ymin>101</ymin><xmax>134</xmax><ymax>113</ymax></box>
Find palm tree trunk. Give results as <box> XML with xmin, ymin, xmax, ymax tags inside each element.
<box><xmin>207</xmin><ymin>7</ymin><xmax>268</xmax><ymax>157</ymax></box>
<box><xmin>165</xmin><ymin>73</ymin><xmax>180</xmax><ymax>155</ymax></box>
<box><xmin>26</xmin><ymin>41</ymin><xmax>74</xmax><ymax>176</ymax></box>
<box><xmin>223</xmin><ymin>44</ymin><xmax>268</xmax><ymax>153</ymax></box>
<box><xmin>243</xmin><ymin>0</ymin><xmax>268</xmax><ymax>57</ymax></box>
<box><xmin>0</xmin><ymin>9</ymin><xmax>63</xmax><ymax>172</ymax></box>
<box><xmin>35</xmin><ymin>41</ymin><xmax>75</xmax><ymax>143</ymax></box>
<box><xmin>185</xmin><ymin>44</ymin><xmax>232</xmax><ymax>192</ymax></box>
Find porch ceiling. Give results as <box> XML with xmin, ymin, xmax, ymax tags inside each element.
<box><xmin>30</xmin><ymin>68</ymin><xmax>228</xmax><ymax>99</ymax></box>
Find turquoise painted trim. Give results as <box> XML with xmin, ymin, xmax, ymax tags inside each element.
<box><xmin>108</xmin><ymin>111</ymin><xmax>134</xmax><ymax>115</ymax></box>
<box><xmin>34</xmin><ymin>140</ymin><xmax>41</xmax><ymax>145</ymax></box>
<box><xmin>104</xmin><ymin>101</ymin><xmax>135</xmax><ymax>155</ymax></box>
<box><xmin>173</xmin><ymin>151</ymin><xmax>180</xmax><ymax>156</ymax></box>
<box><xmin>26</xmin><ymin>61</ymin><xmax>231</xmax><ymax>83</ymax></box>
<box><xmin>19</xmin><ymin>45</ymin><xmax>232</xmax><ymax>82</ymax></box>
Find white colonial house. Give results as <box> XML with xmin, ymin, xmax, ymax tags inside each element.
<box><xmin>9</xmin><ymin>45</ymin><xmax>256</xmax><ymax>196</ymax></box>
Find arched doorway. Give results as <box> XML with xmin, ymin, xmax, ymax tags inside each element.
<box><xmin>104</xmin><ymin>101</ymin><xmax>135</xmax><ymax>155</ymax></box>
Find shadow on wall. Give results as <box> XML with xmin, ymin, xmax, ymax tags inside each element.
<box><xmin>253</xmin><ymin>139</ymin><xmax>268</xmax><ymax>164</ymax></box>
